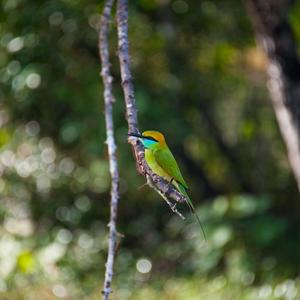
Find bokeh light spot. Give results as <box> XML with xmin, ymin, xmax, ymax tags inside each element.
<box><xmin>172</xmin><ymin>0</ymin><xmax>189</xmax><ymax>14</ymax></box>
<box><xmin>136</xmin><ymin>258</ymin><xmax>152</xmax><ymax>274</ymax></box>
<box><xmin>25</xmin><ymin>121</ymin><xmax>40</xmax><ymax>136</ymax></box>
<box><xmin>258</xmin><ymin>285</ymin><xmax>272</xmax><ymax>299</ymax></box>
<box><xmin>41</xmin><ymin>147</ymin><xmax>56</xmax><ymax>164</ymax></box>
<box><xmin>57</xmin><ymin>229</ymin><xmax>73</xmax><ymax>244</ymax></box>
<box><xmin>7</xmin><ymin>60</ymin><xmax>21</xmax><ymax>75</ymax></box>
<box><xmin>78</xmin><ymin>233</ymin><xmax>94</xmax><ymax>249</ymax></box>
<box><xmin>75</xmin><ymin>196</ymin><xmax>91</xmax><ymax>212</ymax></box>
<box><xmin>26</xmin><ymin>73</ymin><xmax>41</xmax><ymax>89</ymax></box>
<box><xmin>1</xmin><ymin>150</ymin><xmax>15</xmax><ymax>167</ymax></box>
<box><xmin>36</xmin><ymin>176</ymin><xmax>51</xmax><ymax>193</ymax></box>
<box><xmin>88</xmin><ymin>14</ymin><xmax>100</xmax><ymax>29</ymax></box>
<box><xmin>49</xmin><ymin>11</ymin><xmax>64</xmax><ymax>26</ymax></box>
<box><xmin>7</xmin><ymin>37</ymin><xmax>24</xmax><ymax>52</ymax></box>
<box><xmin>59</xmin><ymin>157</ymin><xmax>75</xmax><ymax>175</ymax></box>
<box><xmin>52</xmin><ymin>284</ymin><xmax>67</xmax><ymax>298</ymax></box>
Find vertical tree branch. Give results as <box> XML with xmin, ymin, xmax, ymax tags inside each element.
<box><xmin>245</xmin><ymin>0</ymin><xmax>300</xmax><ymax>192</ymax></box>
<box><xmin>116</xmin><ymin>0</ymin><xmax>189</xmax><ymax>206</ymax></box>
<box><xmin>98</xmin><ymin>1</ymin><xmax>119</xmax><ymax>299</ymax></box>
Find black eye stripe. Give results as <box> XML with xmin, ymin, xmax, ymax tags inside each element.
<box><xmin>144</xmin><ymin>136</ymin><xmax>158</xmax><ymax>142</ymax></box>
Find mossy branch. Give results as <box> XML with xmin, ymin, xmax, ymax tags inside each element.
<box><xmin>116</xmin><ymin>0</ymin><xmax>188</xmax><ymax>209</ymax></box>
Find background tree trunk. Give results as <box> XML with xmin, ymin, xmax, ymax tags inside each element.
<box><xmin>245</xmin><ymin>0</ymin><xmax>300</xmax><ymax>192</ymax></box>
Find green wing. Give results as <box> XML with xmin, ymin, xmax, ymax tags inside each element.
<box><xmin>154</xmin><ymin>147</ymin><xmax>206</xmax><ymax>240</ymax></box>
<box><xmin>154</xmin><ymin>147</ymin><xmax>188</xmax><ymax>189</ymax></box>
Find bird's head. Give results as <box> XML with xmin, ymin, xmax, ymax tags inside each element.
<box><xmin>128</xmin><ymin>130</ymin><xmax>166</xmax><ymax>149</ymax></box>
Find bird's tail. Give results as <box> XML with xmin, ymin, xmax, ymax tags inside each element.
<box><xmin>177</xmin><ymin>182</ymin><xmax>206</xmax><ymax>241</ymax></box>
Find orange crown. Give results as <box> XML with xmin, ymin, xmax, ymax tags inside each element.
<box><xmin>142</xmin><ymin>130</ymin><xmax>166</xmax><ymax>145</ymax></box>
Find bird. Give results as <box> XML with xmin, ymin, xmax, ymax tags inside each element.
<box><xmin>129</xmin><ymin>130</ymin><xmax>206</xmax><ymax>240</ymax></box>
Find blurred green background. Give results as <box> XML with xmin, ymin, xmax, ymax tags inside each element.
<box><xmin>1</xmin><ymin>0</ymin><xmax>300</xmax><ymax>299</ymax></box>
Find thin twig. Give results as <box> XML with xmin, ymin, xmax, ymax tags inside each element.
<box><xmin>161</xmin><ymin>195</ymin><xmax>186</xmax><ymax>220</ymax></box>
<box><xmin>98</xmin><ymin>1</ymin><xmax>119</xmax><ymax>299</ymax></box>
<box><xmin>116</xmin><ymin>0</ymin><xmax>187</xmax><ymax>208</ymax></box>
<box><xmin>164</xmin><ymin>199</ymin><xmax>185</xmax><ymax>220</ymax></box>
<box><xmin>145</xmin><ymin>174</ymin><xmax>185</xmax><ymax>219</ymax></box>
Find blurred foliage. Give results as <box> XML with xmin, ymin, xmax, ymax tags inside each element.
<box><xmin>1</xmin><ymin>0</ymin><xmax>300</xmax><ymax>299</ymax></box>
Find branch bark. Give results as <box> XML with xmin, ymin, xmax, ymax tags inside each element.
<box><xmin>99</xmin><ymin>1</ymin><xmax>119</xmax><ymax>299</ymax></box>
<box><xmin>245</xmin><ymin>0</ymin><xmax>300</xmax><ymax>192</ymax></box>
<box><xmin>116</xmin><ymin>0</ymin><xmax>189</xmax><ymax>207</ymax></box>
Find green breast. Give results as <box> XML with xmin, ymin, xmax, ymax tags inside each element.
<box><xmin>145</xmin><ymin>149</ymin><xmax>172</xmax><ymax>181</ymax></box>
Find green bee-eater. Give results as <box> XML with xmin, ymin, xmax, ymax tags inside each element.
<box><xmin>129</xmin><ymin>130</ymin><xmax>206</xmax><ymax>239</ymax></box>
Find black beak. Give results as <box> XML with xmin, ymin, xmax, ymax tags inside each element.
<box><xmin>128</xmin><ymin>132</ymin><xmax>144</xmax><ymax>139</ymax></box>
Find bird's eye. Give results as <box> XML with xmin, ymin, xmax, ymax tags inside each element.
<box><xmin>144</xmin><ymin>136</ymin><xmax>158</xmax><ymax>142</ymax></box>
